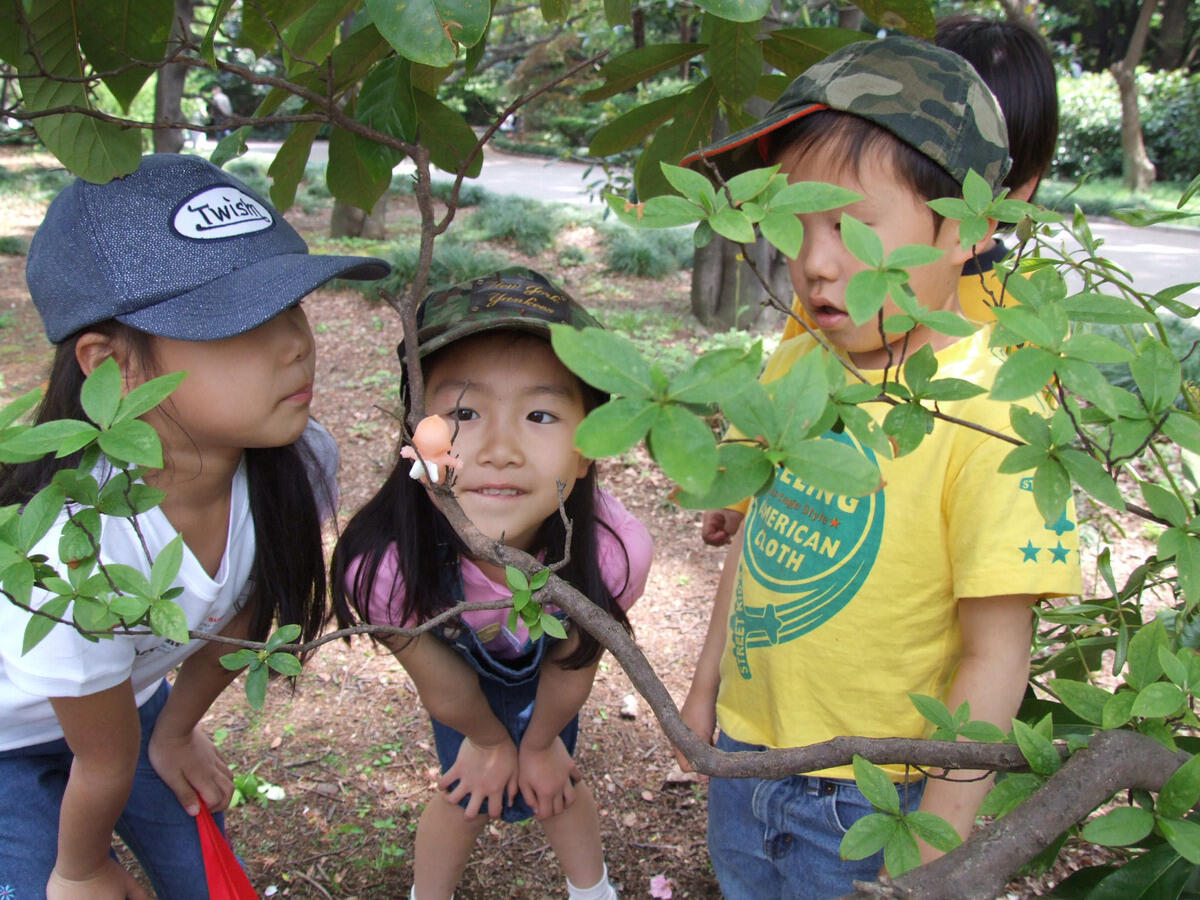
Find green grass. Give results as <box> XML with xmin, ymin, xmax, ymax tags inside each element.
<box><xmin>1037</xmin><ymin>177</ymin><xmax>1199</xmax><ymax>221</ymax></box>
<box><xmin>363</xmin><ymin>236</ymin><xmax>511</xmax><ymax>301</ymax></box>
<box><xmin>465</xmin><ymin>194</ymin><xmax>561</xmax><ymax>255</ymax></box>
<box><xmin>601</xmin><ymin>223</ymin><xmax>693</xmax><ymax>278</ymax></box>
<box><xmin>0</xmin><ymin>236</ymin><xmax>26</xmax><ymax>255</ymax></box>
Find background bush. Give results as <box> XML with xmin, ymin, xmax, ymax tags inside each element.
<box><xmin>601</xmin><ymin>223</ymin><xmax>694</xmax><ymax>277</ymax></box>
<box><xmin>1055</xmin><ymin>70</ymin><xmax>1200</xmax><ymax>183</ymax></box>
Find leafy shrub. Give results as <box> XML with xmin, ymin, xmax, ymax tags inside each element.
<box><xmin>0</xmin><ymin>236</ymin><xmax>27</xmax><ymax>256</ymax></box>
<box><xmin>225</xmin><ymin>158</ymin><xmax>271</xmax><ymax>197</ymax></box>
<box><xmin>601</xmin><ymin>224</ymin><xmax>693</xmax><ymax>278</ymax></box>
<box><xmin>1055</xmin><ymin>70</ymin><xmax>1200</xmax><ymax>182</ymax></box>
<box><xmin>466</xmin><ymin>195</ymin><xmax>559</xmax><ymax>255</ymax></box>
<box><xmin>1091</xmin><ymin>315</ymin><xmax>1200</xmax><ymax>406</ymax></box>
<box><xmin>365</xmin><ymin>236</ymin><xmax>510</xmax><ymax>299</ymax></box>
<box><xmin>430</xmin><ymin>180</ymin><xmax>489</xmax><ymax>207</ymax></box>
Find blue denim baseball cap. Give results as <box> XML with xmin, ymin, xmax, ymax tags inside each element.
<box><xmin>26</xmin><ymin>154</ymin><xmax>391</xmax><ymax>343</ymax></box>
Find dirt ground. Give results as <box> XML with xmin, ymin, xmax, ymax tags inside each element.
<box><xmin>0</xmin><ymin>147</ymin><xmax>1140</xmax><ymax>899</ymax></box>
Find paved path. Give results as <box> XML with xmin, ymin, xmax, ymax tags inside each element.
<box><xmin>243</xmin><ymin>139</ymin><xmax>1199</xmax><ymax>305</ymax></box>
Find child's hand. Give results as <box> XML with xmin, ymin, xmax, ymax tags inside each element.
<box><xmin>147</xmin><ymin>725</ymin><xmax>234</xmax><ymax>816</ymax></box>
<box><xmin>439</xmin><ymin>735</ymin><xmax>519</xmax><ymax>820</ymax></box>
<box><xmin>47</xmin><ymin>858</ymin><xmax>148</xmax><ymax>899</ymax></box>
<box><xmin>675</xmin><ymin>693</ymin><xmax>717</xmax><ymax>773</ymax></box>
<box><xmin>517</xmin><ymin>736</ymin><xmax>582</xmax><ymax>820</ymax></box>
<box><xmin>701</xmin><ymin>509</ymin><xmax>744</xmax><ymax>547</ymax></box>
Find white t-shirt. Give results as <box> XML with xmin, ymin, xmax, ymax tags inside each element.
<box><xmin>0</xmin><ymin>420</ymin><xmax>337</xmax><ymax>751</ymax></box>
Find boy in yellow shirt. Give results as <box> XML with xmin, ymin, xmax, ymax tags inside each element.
<box><xmin>677</xmin><ymin>36</ymin><xmax>1081</xmax><ymax>899</ymax></box>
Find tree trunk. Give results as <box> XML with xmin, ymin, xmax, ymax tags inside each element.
<box><xmin>330</xmin><ymin>195</ymin><xmax>389</xmax><ymax>239</ymax></box>
<box><xmin>153</xmin><ymin>0</ymin><xmax>194</xmax><ymax>154</ymax></box>
<box><xmin>1157</xmin><ymin>0</ymin><xmax>1188</xmax><ymax>69</ymax></box>
<box><xmin>1110</xmin><ymin>0</ymin><xmax>1159</xmax><ymax>192</ymax></box>
<box><xmin>690</xmin><ymin>236</ymin><xmax>789</xmax><ymax>329</ymax></box>
<box><xmin>836</xmin><ymin>6</ymin><xmax>863</xmax><ymax>31</ymax></box>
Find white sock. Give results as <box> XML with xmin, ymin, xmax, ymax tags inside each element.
<box><xmin>410</xmin><ymin>889</ymin><xmax>453</xmax><ymax>900</ymax></box>
<box><xmin>567</xmin><ymin>862</ymin><xmax>617</xmax><ymax>900</ymax></box>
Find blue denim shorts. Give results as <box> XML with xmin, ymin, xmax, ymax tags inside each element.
<box><xmin>430</xmin><ymin>617</ymin><xmax>577</xmax><ymax>823</ymax></box>
<box><xmin>0</xmin><ymin>680</ymin><xmax>229</xmax><ymax>900</ymax></box>
<box><xmin>707</xmin><ymin>732</ymin><xmax>926</xmax><ymax>900</ymax></box>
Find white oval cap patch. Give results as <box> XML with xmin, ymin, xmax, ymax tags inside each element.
<box><xmin>173</xmin><ymin>186</ymin><xmax>274</xmax><ymax>239</ymax></box>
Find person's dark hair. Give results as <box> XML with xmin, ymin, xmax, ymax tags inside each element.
<box><xmin>935</xmin><ymin>15</ymin><xmax>1059</xmax><ymax>198</ymax></box>
<box><xmin>332</xmin><ymin>332</ymin><xmax>633</xmax><ymax>671</ymax></box>
<box><xmin>0</xmin><ymin>322</ymin><xmax>332</xmax><ymax>649</ymax></box>
<box><xmin>768</xmin><ymin>110</ymin><xmax>962</xmax><ymax>231</ymax></box>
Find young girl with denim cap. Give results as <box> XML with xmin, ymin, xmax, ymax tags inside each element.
<box><xmin>0</xmin><ymin>154</ymin><xmax>388</xmax><ymax>899</ymax></box>
<box><xmin>333</xmin><ymin>268</ymin><xmax>652</xmax><ymax>900</ymax></box>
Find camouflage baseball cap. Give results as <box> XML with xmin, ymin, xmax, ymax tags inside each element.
<box><xmin>403</xmin><ymin>266</ymin><xmax>602</xmax><ymax>361</ymax></box>
<box><xmin>681</xmin><ymin>35</ymin><xmax>1011</xmax><ymax>191</ymax></box>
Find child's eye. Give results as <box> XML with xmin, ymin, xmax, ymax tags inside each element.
<box><xmin>528</xmin><ymin>411</ymin><xmax>558</xmax><ymax>424</ymax></box>
<box><xmin>450</xmin><ymin>407</ymin><xmax>478</xmax><ymax>422</ymax></box>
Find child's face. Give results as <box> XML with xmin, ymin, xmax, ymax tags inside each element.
<box><xmin>138</xmin><ymin>304</ymin><xmax>317</xmax><ymax>459</ymax></box>
<box><xmin>780</xmin><ymin>144</ymin><xmax>969</xmax><ymax>368</ymax></box>
<box><xmin>425</xmin><ymin>334</ymin><xmax>591</xmax><ymax>553</ymax></box>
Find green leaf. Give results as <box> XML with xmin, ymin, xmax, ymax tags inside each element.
<box><xmin>220</xmin><ymin>648</ymin><xmax>259</xmax><ymax>672</ymax></box>
<box><xmin>18</xmin><ymin>1</ymin><xmax>142</xmax><ymax>182</ymax></box>
<box><xmin>19</xmin><ymin>483</ymin><xmax>65</xmax><ymax>552</ymax></box>
<box><xmin>635</xmin><ymin>79</ymin><xmax>720</xmax><ymax>199</ymax></box>
<box><xmin>541</xmin><ymin>612</ymin><xmax>568</xmax><ymax>640</ymax></box>
<box><xmin>884</xmin><ymin>245</ymin><xmax>944</xmax><ymax>270</ymax></box>
<box><xmin>908</xmin><ymin>693</ymin><xmax>956</xmax><ymax>732</ymax></box>
<box><xmin>662</xmin><ymin>163</ymin><xmax>718</xmax><ymax>206</ymax></box>
<box><xmin>265</xmin><ymin>623</ymin><xmax>303</xmax><ymax>653</ymax></box>
<box><xmin>530</xmin><ymin>569</ymin><xmax>550</xmax><ymax>591</ymax></box>
<box><xmin>0</xmin><ymin>388</ymin><xmax>43</xmax><ymax>432</ymax></box>
<box><xmin>590</xmin><ymin>95</ymin><xmax>682</xmax><ymax>157</ymax></box>
<box><xmin>1163</xmin><ymin>411</ymin><xmax>1200</xmax><ymax>456</ymax></box>
<box><xmin>413</xmin><ymin>89</ymin><xmax>484</xmax><ymax>178</ymax></box>
<box><xmin>845</xmin><ymin>270</ymin><xmax>889</xmax><ymax>325</ymax></box>
<box><xmin>784</xmin><ymin>438</ymin><xmax>881</xmax><ymax>498</ymax></box>
<box><xmin>266</xmin><ymin>652</ymin><xmax>303</xmax><ymax>676</ymax></box>
<box><xmin>762</xmin><ymin>28</ymin><xmax>868</xmax><ymax>77</ymax></box>
<box><xmin>990</xmin><ymin>346</ymin><xmax>1058</xmax><ymax>401</ymax></box>
<box><xmin>840</xmin><ymin>214</ymin><xmax>883</xmax><ymax>268</ymax></box>
<box><xmin>149</xmin><ymin>598</ymin><xmax>189</xmax><ymax>644</ymax></box>
<box><xmin>77</xmin><ymin>0</ymin><xmax>171</xmax><ymax>110</ymax></box>
<box><xmin>648</xmin><ymin>405</ymin><xmax>717</xmax><ymax>495</ymax></box>
<box><xmin>366</xmin><ymin>0</ymin><xmax>490</xmax><ymax>66</ymax></box>
<box><xmin>81</xmin><ymin>358</ymin><xmax>122</xmax><ymax>429</ymax></box>
<box><xmin>759</xmin><ymin>211</ymin><xmax>805</xmax><ymax>259</ymax></box>
<box><xmin>852</xmin><ymin>754</ymin><xmax>900</xmax><ymax>815</ymax></box>
<box><xmin>904</xmin><ymin>811</ymin><xmax>961</xmax><ymax>852</ymax></box>
<box><xmin>1061</xmin><ymin>333</ymin><xmax>1134</xmax><ymax>365</ymax></box>
<box><xmin>505</xmin><ymin>565</ymin><xmax>529</xmax><ymax>592</ymax></box>
<box><xmin>707</xmin><ymin>17</ymin><xmax>762</xmax><ymax>106</ymax></box>
<box><xmin>673</xmin><ymin>443</ymin><xmax>774</xmax><ymax>510</ymax></box>
<box><xmin>694</xmin><ymin>0</ymin><xmax>770</xmax><ymax>22</ymax></box>
<box><xmin>1031</xmin><ymin>459</ymin><xmax>1072</xmax><ymax>526</ymax></box>
<box><xmin>882</xmin><ymin>402</ymin><xmax>933</xmax><ymax>458</ymax></box>
<box><xmin>1102</xmin><ymin>690</ymin><xmax>1137</xmax><ymax>729</ymax></box>
<box><xmin>551</xmin><ymin>326</ymin><xmax>655</xmax><ymax>399</ymax></box>
<box><xmin>1159</xmin><ymin>817</ymin><xmax>1200</xmax><ymax>864</ymax></box>
<box><xmin>1130</xmin><ymin>682</ymin><xmax>1186</xmax><ymax>719</ymax></box>
<box><xmin>959</xmin><ymin>721</ymin><xmax>1008</xmax><ymax>742</ymax></box>
<box><xmin>1129</xmin><ymin>339</ymin><xmax>1182</xmax><ymax>413</ymax></box>
<box><xmin>1057</xmin><ymin>358</ymin><xmax>1118</xmax><ymax>419</ymax></box>
<box><xmin>1058</xmin><ymin>293</ymin><xmax>1158</xmax><ymax>325</ymax></box>
<box><xmin>710</xmin><ymin>207</ymin><xmax>756</xmax><ymax>243</ymax></box>
<box><xmin>98</xmin><ymin>419</ymin><xmax>164</xmax><ymax>468</ymax></box>
<box><xmin>114</xmin><ymin>372</ymin><xmax>185</xmax><ymax>425</ymax></box>
<box><xmin>245</xmin><ymin>661</ymin><xmax>269</xmax><ymax>709</ymax></box>
<box><xmin>1047</xmin><ymin>678</ymin><xmax>1110</xmax><ymax>725</ymax></box>
<box><xmin>268</xmin><ymin>123</ymin><xmax>323</xmax><ymax>211</ymax></box>
<box><xmin>582</xmin><ymin>43</ymin><xmax>708</xmax><ymax>101</ymax></box>
<box><xmin>768</xmin><ymin>180</ymin><xmax>861</xmax><ymax>215</ymax></box>
<box><xmin>327</xmin><ymin>99</ymin><xmax>393</xmax><ymax>214</ymax></box>
<box><xmin>574</xmin><ymin>399</ymin><xmax>660</xmax><ymax>459</ymax></box>
<box><xmin>1057</xmin><ymin>449</ymin><xmax>1124</xmax><ymax>510</ymax></box>
<box><xmin>839</xmin><ymin>813</ymin><xmax>899</xmax><ymax>860</ymax></box>
<box><xmin>1160</xmin><ymin>529</ymin><xmax>1200</xmax><ymax>606</ymax></box>
<box><xmin>882</xmin><ymin>824</ymin><xmax>922</xmax><ymax>877</ymax></box>
<box><xmin>0</xmin><ymin>420</ymin><xmax>99</xmax><ymax>459</ymax></box>
<box><xmin>58</xmin><ymin>507</ymin><xmax>101</xmax><ymax>567</ymax></box>
<box><xmin>979</xmin><ymin>772</ymin><xmax>1041</xmax><ymax>818</ymax></box>
<box><xmin>356</xmin><ymin>53</ymin><xmax>418</xmax><ymax>145</ymax></box>
<box><xmin>1141</xmin><ymin>482</ymin><xmax>1187</xmax><ymax>528</ymax></box>
<box><xmin>1127</xmin><ymin>618</ymin><xmax>1168</xmax><ymax>690</ymax></box>
<box><xmin>669</xmin><ymin>345</ymin><xmax>762</xmax><ymax>405</ymax></box>
<box><xmin>604</xmin><ymin>0</ymin><xmax>632</xmax><ymax>26</ymax></box>
<box><xmin>1080</xmin><ymin>807</ymin><xmax>1155</xmax><ymax>847</ymax></box>
<box><xmin>149</xmin><ymin>535</ymin><xmax>184</xmax><ymax>598</ymax></box>
<box><xmin>21</xmin><ymin>595</ymin><xmax>71</xmax><ymax>654</ymax></box>
<box><xmin>1012</xmin><ymin>719</ymin><xmax>1061</xmax><ymax>776</ymax></box>
<box><xmin>1157</xmin><ymin>753</ymin><xmax>1200</xmax><ymax>820</ymax></box>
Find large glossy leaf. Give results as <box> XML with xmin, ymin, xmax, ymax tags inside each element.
<box><xmin>1157</xmin><ymin>753</ymin><xmax>1200</xmax><ymax>820</ymax></box>
<box><xmin>0</xmin><ymin>6</ymin><xmax>21</xmax><ymax>64</ymax></box>
<box><xmin>239</xmin><ymin>0</ymin><xmax>308</xmax><ymax>54</ymax></box>
<box><xmin>282</xmin><ymin>0</ymin><xmax>362</xmax><ymax>71</ymax></box>
<box><xmin>706</xmin><ymin>17</ymin><xmax>762</xmax><ymax>106</ymax></box>
<box><xmin>582</xmin><ymin>43</ymin><xmax>708</xmax><ymax>101</ymax></box>
<box><xmin>1066</xmin><ymin>843</ymin><xmax>1192</xmax><ymax>899</ymax></box>
<box><xmin>414</xmin><ymin>90</ymin><xmax>484</xmax><ymax>177</ymax></box>
<box><xmin>77</xmin><ymin>0</ymin><xmax>172</xmax><ymax>111</ymax></box>
<box><xmin>357</xmin><ymin>56</ymin><xmax>418</xmax><ymax>147</ymax></box>
<box><xmin>633</xmin><ymin>79</ymin><xmax>720</xmax><ymax>199</ymax></box>
<box><xmin>327</xmin><ymin>112</ymin><xmax>393</xmax><ymax>213</ymax></box>
<box><xmin>604</xmin><ymin>0</ymin><xmax>632</xmax><ymax>26</ymax></box>
<box><xmin>19</xmin><ymin>1</ymin><xmax>141</xmax><ymax>182</ymax></box>
<box><xmin>268</xmin><ymin>122</ymin><xmax>322</xmax><ymax>211</ymax></box>
<box><xmin>694</xmin><ymin>0</ymin><xmax>771</xmax><ymax>22</ymax></box>
<box><xmin>254</xmin><ymin>25</ymin><xmax>391</xmax><ymax>121</ymax></box>
<box><xmin>367</xmin><ymin>0</ymin><xmax>490</xmax><ymax>66</ymax></box>
<box><xmin>762</xmin><ymin>28</ymin><xmax>867</xmax><ymax>76</ymax></box>
<box><xmin>590</xmin><ymin>94</ymin><xmax>682</xmax><ymax>157</ymax></box>
<box><xmin>1080</xmin><ymin>807</ymin><xmax>1156</xmax><ymax>847</ymax></box>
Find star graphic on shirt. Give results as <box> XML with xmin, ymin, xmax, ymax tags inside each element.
<box><xmin>1020</xmin><ymin>541</ymin><xmax>1041</xmax><ymax>562</ymax></box>
<box><xmin>829</xmin><ymin>517</ymin><xmax>841</xmax><ymax>528</ymax></box>
<box><xmin>1050</xmin><ymin>541</ymin><xmax>1071</xmax><ymax>563</ymax></box>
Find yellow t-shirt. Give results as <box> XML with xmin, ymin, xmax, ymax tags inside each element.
<box><xmin>715</xmin><ymin>327</ymin><xmax>1082</xmax><ymax>780</ymax></box>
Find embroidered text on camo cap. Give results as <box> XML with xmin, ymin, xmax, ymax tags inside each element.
<box><xmin>173</xmin><ymin>187</ymin><xmax>274</xmax><ymax>239</ymax></box>
<box><xmin>469</xmin><ymin>275</ymin><xmax>574</xmax><ymax>322</ymax></box>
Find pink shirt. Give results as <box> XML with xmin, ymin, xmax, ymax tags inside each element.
<box><xmin>362</xmin><ymin>490</ymin><xmax>652</xmax><ymax>658</ymax></box>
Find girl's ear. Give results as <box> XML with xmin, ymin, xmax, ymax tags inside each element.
<box><xmin>576</xmin><ymin>455</ymin><xmax>593</xmax><ymax>480</ymax></box>
<box><xmin>74</xmin><ymin>331</ymin><xmax>140</xmax><ymax>386</ymax></box>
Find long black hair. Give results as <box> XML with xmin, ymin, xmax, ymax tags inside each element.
<box><xmin>332</xmin><ymin>333</ymin><xmax>633</xmax><ymax>670</ymax></box>
<box><xmin>0</xmin><ymin>323</ymin><xmax>331</xmax><ymax>647</ymax></box>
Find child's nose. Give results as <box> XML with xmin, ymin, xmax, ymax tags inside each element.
<box><xmin>476</xmin><ymin>418</ymin><xmax>523</xmax><ymax>468</ymax></box>
<box><xmin>800</xmin><ymin>224</ymin><xmax>842</xmax><ymax>284</ymax></box>
<box><xmin>273</xmin><ymin>304</ymin><xmax>315</xmax><ymax>361</ymax></box>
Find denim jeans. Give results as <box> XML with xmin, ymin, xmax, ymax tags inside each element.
<box><xmin>0</xmin><ymin>681</ymin><xmax>225</xmax><ymax>900</ymax></box>
<box><xmin>707</xmin><ymin>732</ymin><xmax>926</xmax><ymax>900</ymax></box>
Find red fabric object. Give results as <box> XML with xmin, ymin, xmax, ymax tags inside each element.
<box><xmin>197</xmin><ymin>802</ymin><xmax>258</xmax><ymax>899</ymax></box>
